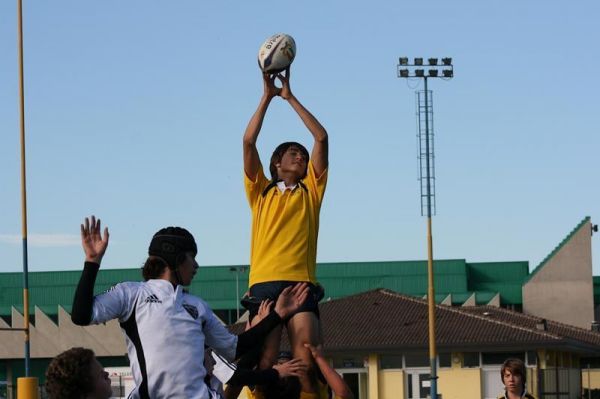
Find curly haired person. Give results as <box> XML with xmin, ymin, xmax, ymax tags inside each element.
<box><xmin>45</xmin><ymin>347</ymin><xmax>112</xmax><ymax>399</ymax></box>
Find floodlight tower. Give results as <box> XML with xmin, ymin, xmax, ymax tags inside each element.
<box><xmin>397</xmin><ymin>56</ymin><xmax>453</xmax><ymax>399</ymax></box>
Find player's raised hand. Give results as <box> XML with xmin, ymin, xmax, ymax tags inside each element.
<box><xmin>81</xmin><ymin>215</ymin><xmax>109</xmax><ymax>264</ymax></box>
<box><xmin>277</xmin><ymin>67</ymin><xmax>293</xmax><ymax>100</ymax></box>
<box><xmin>263</xmin><ymin>72</ymin><xmax>281</xmax><ymax>99</ymax></box>
<box><xmin>274</xmin><ymin>282</ymin><xmax>309</xmax><ymax>319</ymax></box>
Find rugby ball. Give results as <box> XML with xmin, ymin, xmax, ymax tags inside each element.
<box><xmin>257</xmin><ymin>33</ymin><xmax>296</xmax><ymax>74</ymax></box>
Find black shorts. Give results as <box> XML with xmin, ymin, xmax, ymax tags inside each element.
<box><xmin>241</xmin><ymin>281</ymin><xmax>324</xmax><ymax>320</ymax></box>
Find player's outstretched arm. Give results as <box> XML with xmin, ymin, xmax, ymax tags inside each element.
<box><xmin>305</xmin><ymin>343</ymin><xmax>354</xmax><ymax>399</ymax></box>
<box><xmin>72</xmin><ymin>216</ymin><xmax>109</xmax><ymax>326</ymax></box>
<box><xmin>278</xmin><ymin>67</ymin><xmax>328</xmax><ymax>177</ymax></box>
<box><xmin>243</xmin><ymin>73</ymin><xmax>280</xmax><ymax>180</ymax></box>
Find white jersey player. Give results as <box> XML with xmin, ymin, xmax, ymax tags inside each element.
<box><xmin>72</xmin><ymin>216</ymin><xmax>308</xmax><ymax>399</ymax></box>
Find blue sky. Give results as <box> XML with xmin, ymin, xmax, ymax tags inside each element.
<box><xmin>1</xmin><ymin>1</ymin><xmax>599</xmax><ymax>275</ymax></box>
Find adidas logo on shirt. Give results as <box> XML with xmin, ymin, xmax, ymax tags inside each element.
<box><xmin>144</xmin><ymin>294</ymin><xmax>162</xmax><ymax>304</ymax></box>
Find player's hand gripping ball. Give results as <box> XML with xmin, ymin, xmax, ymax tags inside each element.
<box><xmin>258</xmin><ymin>33</ymin><xmax>296</xmax><ymax>74</ymax></box>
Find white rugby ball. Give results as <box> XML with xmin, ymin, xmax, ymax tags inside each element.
<box><xmin>257</xmin><ymin>33</ymin><xmax>296</xmax><ymax>74</ymax></box>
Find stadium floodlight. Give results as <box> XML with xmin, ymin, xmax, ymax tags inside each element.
<box><xmin>396</xmin><ymin>55</ymin><xmax>454</xmax><ymax>399</ymax></box>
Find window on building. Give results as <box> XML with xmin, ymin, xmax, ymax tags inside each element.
<box><xmin>581</xmin><ymin>357</ymin><xmax>600</xmax><ymax>368</ymax></box>
<box><xmin>333</xmin><ymin>356</ymin><xmax>365</xmax><ymax>369</ymax></box>
<box><xmin>462</xmin><ymin>352</ymin><xmax>480</xmax><ymax>368</ymax></box>
<box><xmin>482</xmin><ymin>352</ymin><xmax>525</xmax><ymax>365</ymax></box>
<box><xmin>379</xmin><ymin>355</ymin><xmax>403</xmax><ymax>369</ymax></box>
<box><xmin>438</xmin><ymin>353</ymin><xmax>452</xmax><ymax>368</ymax></box>
<box><xmin>526</xmin><ymin>351</ymin><xmax>538</xmax><ymax>366</ymax></box>
<box><xmin>404</xmin><ymin>353</ymin><xmax>429</xmax><ymax>368</ymax></box>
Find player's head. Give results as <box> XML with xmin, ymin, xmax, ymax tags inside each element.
<box><xmin>45</xmin><ymin>347</ymin><xmax>112</xmax><ymax>399</ymax></box>
<box><xmin>501</xmin><ymin>358</ymin><xmax>526</xmax><ymax>393</ymax></box>
<box><xmin>262</xmin><ymin>351</ymin><xmax>302</xmax><ymax>399</ymax></box>
<box><xmin>143</xmin><ymin>227</ymin><xmax>198</xmax><ymax>285</ymax></box>
<box><xmin>269</xmin><ymin>142</ymin><xmax>309</xmax><ymax>181</ymax></box>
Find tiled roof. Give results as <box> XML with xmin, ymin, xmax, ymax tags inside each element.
<box><xmin>231</xmin><ymin>289</ymin><xmax>600</xmax><ymax>355</ymax></box>
<box><xmin>460</xmin><ymin>305</ymin><xmax>600</xmax><ymax>348</ymax></box>
<box><xmin>318</xmin><ymin>289</ymin><xmax>566</xmax><ymax>352</ymax></box>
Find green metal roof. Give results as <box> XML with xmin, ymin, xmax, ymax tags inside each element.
<box><xmin>466</xmin><ymin>261</ymin><xmax>529</xmax><ymax>305</ymax></box>
<box><xmin>525</xmin><ymin>216</ymin><xmax>591</xmax><ymax>283</ymax></box>
<box><xmin>316</xmin><ymin>259</ymin><xmax>468</xmax><ymax>299</ymax></box>
<box><xmin>0</xmin><ymin>258</ymin><xmax>538</xmax><ymax>317</ymax></box>
<box><xmin>0</xmin><ymin>266</ymin><xmax>250</xmax><ymax>316</ymax></box>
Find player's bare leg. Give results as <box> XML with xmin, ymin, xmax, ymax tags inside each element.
<box><xmin>288</xmin><ymin>312</ymin><xmax>321</xmax><ymax>393</ymax></box>
<box><xmin>258</xmin><ymin>324</ymin><xmax>283</xmax><ymax>370</ymax></box>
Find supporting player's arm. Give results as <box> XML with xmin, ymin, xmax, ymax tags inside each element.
<box><xmin>243</xmin><ymin>73</ymin><xmax>281</xmax><ymax>180</ymax></box>
<box><xmin>235</xmin><ymin>283</ymin><xmax>309</xmax><ymax>358</ymax></box>
<box><xmin>305</xmin><ymin>343</ymin><xmax>354</xmax><ymax>399</ymax></box>
<box><xmin>278</xmin><ymin>67</ymin><xmax>328</xmax><ymax>177</ymax></box>
<box><xmin>71</xmin><ymin>216</ymin><xmax>109</xmax><ymax>325</ymax></box>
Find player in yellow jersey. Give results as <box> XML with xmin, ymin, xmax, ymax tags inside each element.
<box><xmin>242</xmin><ymin>67</ymin><xmax>328</xmax><ymax>396</ymax></box>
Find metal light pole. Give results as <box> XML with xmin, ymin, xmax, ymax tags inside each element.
<box><xmin>16</xmin><ymin>0</ymin><xmax>32</xmax><ymax>377</ymax></box>
<box><xmin>229</xmin><ymin>266</ymin><xmax>247</xmax><ymax>321</ymax></box>
<box><xmin>397</xmin><ymin>57</ymin><xmax>453</xmax><ymax>399</ymax></box>
<box><xmin>0</xmin><ymin>2</ymin><xmax>39</xmax><ymax>396</ymax></box>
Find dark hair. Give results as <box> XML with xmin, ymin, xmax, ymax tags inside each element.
<box><xmin>142</xmin><ymin>256</ymin><xmax>169</xmax><ymax>281</ymax></box>
<box><xmin>501</xmin><ymin>358</ymin><xmax>526</xmax><ymax>386</ymax></box>
<box><xmin>269</xmin><ymin>142</ymin><xmax>309</xmax><ymax>180</ymax></box>
<box><xmin>147</xmin><ymin>227</ymin><xmax>197</xmax><ymax>270</ymax></box>
<box><xmin>45</xmin><ymin>347</ymin><xmax>97</xmax><ymax>399</ymax></box>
